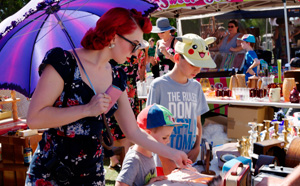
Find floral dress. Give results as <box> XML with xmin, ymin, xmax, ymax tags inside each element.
<box><xmin>107</xmin><ymin>55</ymin><xmax>142</xmax><ymax>141</ymax></box>
<box><xmin>25</xmin><ymin>48</ymin><xmax>127</xmax><ymax>186</ymax></box>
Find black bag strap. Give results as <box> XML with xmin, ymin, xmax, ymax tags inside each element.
<box><xmin>100</xmin><ymin>114</ymin><xmax>114</xmax><ymax>150</ymax></box>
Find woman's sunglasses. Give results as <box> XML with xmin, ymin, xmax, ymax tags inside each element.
<box><xmin>117</xmin><ymin>34</ymin><xmax>141</xmax><ymax>53</ymax></box>
<box><xmin>228</xmin><ymin>26</ymin><xmax>235</xmax><ymax>28</ymax></box>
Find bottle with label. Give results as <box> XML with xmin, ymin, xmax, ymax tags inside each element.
<box><xmin>24</xmin><ymin>139</ymin><xmax>33</xmax><ymax>165</ymax></box>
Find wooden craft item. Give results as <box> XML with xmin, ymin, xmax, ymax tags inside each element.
<box><xmin>200</xmin><ymin>141</ymin><xmax>216</xmax><ymax>175</ymax></box>
<box><xmin>264</xmin><ymin>120</ymin><xmax>271</xmax><ymax>140</ymax></box>
<box><xmin>236</xmin><ymin>74</ymin><xmax>247</xmax><ymax>88</ymax></box>
<box><xmin>271</xmin><ymin>121</ymin><xmax>280</xmax><ymax>139</ymax></box>
<box><xmin>282</xmin><ymin>78</ymin><xmax>296</xmax><ymax>102</ymax></box>
<box><xmin>285</xmin><ymin>137</ymin><xmax>300</xmax><ymax>168</ymax></box>
<box><xmin>253</xmin><ymin>139</ymin><xmax>286</xmax><ymax>166</ymax></box>
<box><xmin>257</xmin><ymin>123</ymin><xmax>264</xmax><ymax>142</ymax></box>
<box><xmin>247</xmin><ymin>75</ymin><xmax>260</xmax><ymax>89</ymax></box>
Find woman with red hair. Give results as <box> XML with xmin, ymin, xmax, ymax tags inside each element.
<box><xmin>25</xmin><ymin>8</ymin><xmax>188</xmax><ymax>185</ymax></box>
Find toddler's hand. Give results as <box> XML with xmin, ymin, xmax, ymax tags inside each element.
<box><xmin>147</xmin><ymin>176</ymin><xmax>167</xmax><ymax>185</ymax></box>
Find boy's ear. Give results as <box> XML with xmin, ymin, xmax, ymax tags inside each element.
<box><xmin>174</xmin><ymin>53</ymin><xmax>181</xmax><ymax>64</ymax></box>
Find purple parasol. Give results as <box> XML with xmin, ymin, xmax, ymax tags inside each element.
<box><xmin>0</xmin><ymin>0</ymin><xmax>158</xmax><ymax>98</ymax></box>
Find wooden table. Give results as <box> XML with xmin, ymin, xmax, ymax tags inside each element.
<box><xmin>206</xmin><ymin>97</ymin><xmax>300</xmax><ymax>109</ymax></box>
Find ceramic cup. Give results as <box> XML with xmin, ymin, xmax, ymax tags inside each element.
<box><xmin>269</xmin><ymin>87</ymin><xmax>281</xmax><ymax>102</ymax></box>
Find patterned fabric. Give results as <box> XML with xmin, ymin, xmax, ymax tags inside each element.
<box><xmin>25</xmin><ymin>48</ymin><xmax>127</xmax><ymax>185</ymax></box>
<box><xmin>108</xmin><ymin>54</ymin><xmax>144</xmax><ymax>141</ymax></box>
<box><xmin>156</xmin><ymin>37</ymin><xmax>175</xmax><ymax>72</ymax></box>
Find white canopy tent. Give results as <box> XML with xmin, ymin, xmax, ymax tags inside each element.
<box><xmin>150</xmin><ymin>0</ymin><xmax>300</xmax><ymax>65</ymax></box>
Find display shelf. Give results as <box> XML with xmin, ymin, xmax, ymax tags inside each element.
<box><xmin>0</xmin><ymin>163</ymin><xmax>28</xmax><ymax>171</ymax></box>
<box><xmin>0</xmin><ymin>98</ymin><xmax>20</xmax><ymax>105</ymax></box>
<box><xmin>0</xmin><ymin>133</ymin><xmax>42</xmax><ymax>186</ymax></box>
<box><xmin>0</xmin><ymin>90</ymin><xmax>20</xmax><ymax>121</ymax></box>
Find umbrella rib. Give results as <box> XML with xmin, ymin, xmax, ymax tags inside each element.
<box><xmin>61</xmin><ymin>14</ymin><xmax>97</xmax><ymax>23</ymax></box>
<box><xmin>60</xmin><ymin>0</ymin><xmax>93</xmax><ymax>20</ymax></box>
<box><xmin>10</xmin><ymin>22</ymin><xmax>59</xmax><ymax>40</ymax></box>
<box><xmin>35</xmin><ymin>22</ymin><xmax>59</xmax><ymax>43</ymax></box>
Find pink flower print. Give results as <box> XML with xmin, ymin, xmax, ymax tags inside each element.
<box><xmin>35</xmin><ymin>179</ymin><xmax>53</xmax><ymax>186</ymax></box>
<box><xmin>43</xmin><ymin>142</ymin><xmax>51</xmax><ymax>152</ymax></box>
<box><xmin>94</xmin><ymin>144</ymin><xmax>103</xmax><ymax>158</ymax></box>
<box><xmin>67</xmin><ymin>99</ymin><xmax>79</xmax><ymax>106</ymax></box>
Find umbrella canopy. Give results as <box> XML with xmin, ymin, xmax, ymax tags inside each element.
<box><xmin>0</xmin><ymin>0</ymin><xmax>158</xmax><ymax>98</ymax></box>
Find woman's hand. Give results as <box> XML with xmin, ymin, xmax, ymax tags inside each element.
<box><xmin>170</xmin><ymin>149</ymin><xmax>190</xmax><ymax>168</ymax></box>
<box><xmin>85</xmin><ymin>93</ymin><xmax>111</xmax><ymax>117</ymax></box>
<box><xmin>159</xmin><ymin>44</ymin><xmax>169</xmax><ymax>57</ymax></box>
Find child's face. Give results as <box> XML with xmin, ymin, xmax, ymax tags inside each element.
<box><xmin>178</xmin><ymin>55</ymin><xmax>201</xmax><ymax>79</ymax></box>
<box><xmin>151</xmin><ymin>126</ymin><xmax>174</xmax><ymax>145</ymax></box>
<box><xmin>241</xmin><ymin>41</ymin><xmax>249</xmax><ymax>49</ymax></box>
<box><xmin>149</xmin><ymin>40</ymin><xmax>154</xmax><ymax>47</ymax></box>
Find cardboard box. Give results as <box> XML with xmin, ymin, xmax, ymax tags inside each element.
<box><xmin>227</xmin><ymin>106</ymin><xmax>274</xmax><ymax>139</ymax></box>
<box><xmin>0</xmin><ymin>110</ymin><xmax>12</xmax><ymax>120</ymax></box>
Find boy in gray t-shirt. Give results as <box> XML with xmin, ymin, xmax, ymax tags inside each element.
<box><xmin>115</xmin><ymin>104</ymin><xmax>188</xmax><ymax>186</ymax></box>
<box><xmin>147</xmin><ymin>33</ymin><xmax>216</xmax><ymax>175</ymax></box>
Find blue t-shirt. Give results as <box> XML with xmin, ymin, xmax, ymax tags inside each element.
<box><xmin>146</xmin><ymin>75</ymin><xmax>209</xmax><ymax>153</ymax></box>
<box><xmin>243</xmin><ymin>50</ymin><xmax>258</xmax><ymax>82</ymax></box>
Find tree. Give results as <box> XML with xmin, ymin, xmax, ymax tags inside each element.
<box><xmin>0</xmin><ymin>0</ymin><xmax>30</xmax><ymax>22</ymax></box>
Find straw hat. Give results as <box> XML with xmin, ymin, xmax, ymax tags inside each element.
<box><xmin>151</xmin><ymin>17</ymin><xmax>176</xmax><ymax>33</ymax></box>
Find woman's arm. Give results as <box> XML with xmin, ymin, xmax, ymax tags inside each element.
<box><xmin>114</xmin><ymin>91</ymin><xmax>189</xmax><ymax>168</ymax></box>
<box><xmin>210</xmin><ymin>38</ymin><xmax>223</xmax><ymax>51</ymax></box>
<box><xmin>27</xmin><ymin>65</ymin><xmax>110</xmax><ymax>129</ymax></box>
<box><xmin>230</xmin><ymin>34</ymin><xmax>243</xmax><ymax>52</ymax></box>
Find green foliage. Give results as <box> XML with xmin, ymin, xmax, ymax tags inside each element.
<box><xmin>0</xmin><ymin>0</ymin><xmax>30</xmax><ymax>22</ymax></box>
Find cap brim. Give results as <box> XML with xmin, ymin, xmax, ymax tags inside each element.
<box><xmin>167</xmin><ymin>122</ymin><xmax>188</xmax><ymax>127</ymax></box>
<box><xmin>183</xmin><ymin>55</ymin><xmax>216</xmax><ymax>68</ymax></box>
<box><xmin>151</xmin><ymin>26</ymin><xmax>176</xmax><ymax>33</ymax></box>
<box><xmin>237</xmin><ymin>38</ymin><xmax>244</xmax><ymax>41</ymax></box>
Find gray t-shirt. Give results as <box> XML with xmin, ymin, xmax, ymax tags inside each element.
<box><xmin>146</xmin><ymin>75</ymin><xmax>209</xmax><ymax>153</ymax></box>
<box><xmin>116</xmin><ymin>147</ymin><xmax>157</xmax><ymax>186</ymax></box>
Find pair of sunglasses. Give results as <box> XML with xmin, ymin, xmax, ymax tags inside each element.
<box><xmin>228</xmin><ymin>26</ymin><xmax>235</xmax><ymax>28</ymax></box>
<box><xmin>117</xmin><ymin>34</ymin><xmax>141</xmax><ymax>53</ymax></box>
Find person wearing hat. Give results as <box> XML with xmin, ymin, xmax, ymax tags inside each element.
<box><xmin>238</xmin><ymin>34</ymin><xmax>261</xmax><ymax>82</ymax></box>
<box><xmin>151</xmin><ymin>17</ymin><xmax>178</xmax><ymax>78</ymax></box>
<box><xmin>147</xmin><ymin>33</ymin><xmax>216</xmax><ymax>175</ymax></box>
<box><xmin>115</xmin><ymin>104</ymin><xmax>189</xmax><ymax>186</ymax></box>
